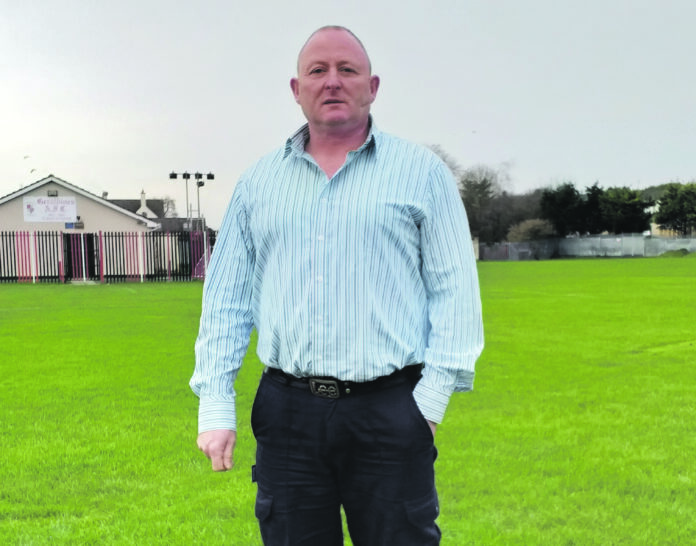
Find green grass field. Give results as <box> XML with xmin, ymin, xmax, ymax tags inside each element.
<box><xmin>1</xmin><ymin>256</ymin><xmax>694</xmax><ymax>545</ymax></box>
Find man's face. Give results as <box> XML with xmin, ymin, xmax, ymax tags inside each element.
<box><xmin>290</xmin><ymin>29</ymin><xmax>379</xmax><ymax>132</ymax></box>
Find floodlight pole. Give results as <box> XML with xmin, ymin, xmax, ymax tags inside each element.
<box><xmin>195</xmin><ymin>173</ymin><xmax>203</xmax><ymax>232</ymax></box>
<box><xmin>183</xmin><ymin>173</ymin><xmax>190</xmax><ymax>230</ymax></box>
<box><xmin>169</xmin><ymin>171</ymin><xmax>214</xmax><ymax>231</ymax></box>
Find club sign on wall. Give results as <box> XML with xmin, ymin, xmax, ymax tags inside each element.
<box><xmin>23</xmin><ymin>196</ymin><xmax>77</xmax><ymax>223</ymax></box>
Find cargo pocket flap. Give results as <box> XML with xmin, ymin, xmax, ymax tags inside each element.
<box><xmin>255</xmin><ymin>489</ymin><xmax>273</xmax><ymax>522</ymax></box>
<box><xmin>404</xmin><ymin>490</ymin><xmax>439</xmax><ymax>527</ymax></box>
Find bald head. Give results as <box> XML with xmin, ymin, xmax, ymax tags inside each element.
<box><xmin>290</xmin><ymin>25</ymin><xmax>380</xmax><ymax>137</ymax></box>
<box><xmin>297</xmin><ymin>26</ymin><xmax>372</xmax><ymax>74</ymax></box>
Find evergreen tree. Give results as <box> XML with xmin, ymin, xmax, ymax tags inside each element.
<box><xmin>656</xmin><ymin>183</ymin><xmax>696</xmax><ymax>236</ymax></box>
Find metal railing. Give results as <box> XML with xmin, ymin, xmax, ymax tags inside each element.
<box><xmin>0</xmin><ymin>230</ymin><xmax>215</xmax><ymax>284</ymax></box>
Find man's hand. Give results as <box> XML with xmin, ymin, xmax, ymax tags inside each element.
<box><xmin>197</xmin><ymin>429</ymin><xmax>236</xmax><ymax>471</ymax></box>
<box><xmin>427</xmin><ymin>420</ymin><xmax>437</xmax><ymax>437</ymax></box>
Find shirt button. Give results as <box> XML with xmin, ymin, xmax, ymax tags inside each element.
<box><xmin>317</xmin><ymin>275</ymin><xmax>323</xmax><ymax>282</ymax></box>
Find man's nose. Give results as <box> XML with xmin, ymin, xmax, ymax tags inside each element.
<box><xmin>324</xmin><ymin>69</ymin><xmax>341</xmax><ymax>89</ymax></box>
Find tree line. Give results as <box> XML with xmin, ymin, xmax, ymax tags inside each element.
<box><xmin>433</xmin><ymin>149</ymin><xmax>696</xmax><ymax>243</ymax></box>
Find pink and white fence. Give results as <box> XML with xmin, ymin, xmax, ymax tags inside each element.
<box><xmin>0</xmin><ymin>230</ymin><xmax>214</xmax><ymax>283</ymax></box>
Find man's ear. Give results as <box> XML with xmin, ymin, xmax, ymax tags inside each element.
<box><xmin>290</xmin><ymin>77</ymin><xmax>300</xmax><ymax>103</ymax></box>
<box><xmin>369</xmin><ymin>75</ymin><xmax>380</xmax><ymax>102</ymax></box>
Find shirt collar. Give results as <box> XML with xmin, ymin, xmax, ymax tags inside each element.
<box><xmin>283</xmin><ymin>116</ymin><xmax>378</xmax><ymax>159</ymax></box>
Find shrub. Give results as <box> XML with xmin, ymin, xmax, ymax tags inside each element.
<box><xmin>507</xmin><ymin>218</ymin><xmax>556</xmax><ymax>242</ymax></box>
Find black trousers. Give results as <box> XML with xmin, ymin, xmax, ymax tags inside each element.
<box><xmin>251</xmin><ymin>369</ymin><xmax>441</xmax><ymax>546</ymax></box>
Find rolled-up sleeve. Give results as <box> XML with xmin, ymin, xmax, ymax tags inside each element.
<box><xmin>412</xmin><ymin>160</ymin><xmax>484</xmax><ymax>423</ymax></box>
<box><xmin>190</xmin><ymin>178</ymin><xmax>255</xmax><ymax>433</ymax></box>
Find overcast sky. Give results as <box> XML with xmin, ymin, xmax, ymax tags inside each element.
<box><xmin>2</xmin><ymin>0</ymin><xmax>695</xmax><ymax>228</ymax></box>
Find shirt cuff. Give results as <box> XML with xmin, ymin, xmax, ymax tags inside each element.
<box><xmin>198</xmin><ymin>398</ymin><xmax>237</xmax><ymax>434</ymax></box>
<box><xmin>412</xmin><ymin>380</ymin><xmax>451</xmax><ymax>424</ymax></box>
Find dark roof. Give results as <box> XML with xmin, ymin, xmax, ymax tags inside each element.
<box><xmin>157</xmin><ymin>218</ymin><xmax>190</xmax><ymax>231</ymax></box>
<box><xmin>154</xmin><ymin>217</ymin><xmax>213</xmax><ymax>232</ymax></box>
<box><xmin>109</xmin><ymin>199</ymin><xmax>166</xmax><ymax>218</ymax></box>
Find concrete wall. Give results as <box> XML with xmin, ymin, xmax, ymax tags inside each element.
<box><xmin>0</xmin><ymin>181</ymin><xmax>154</xmax><ymax>233</ymax></box>
<box><xmin>480</xmin><ymin>235</ymin><xmax>696</xmax><ymax>260</ymax></box>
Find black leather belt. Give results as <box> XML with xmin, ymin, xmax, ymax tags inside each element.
<box><xmin>265</xmin><ymin>365</ymin><xmax>423</xmax><ymax>399</ymax></box>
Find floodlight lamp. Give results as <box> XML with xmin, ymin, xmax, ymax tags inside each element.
<box><xmin>194</xmin><ymin>172</ymin><xmax>203</xmax><ymax>180</ymax></box>
<box><xmin>206</xmin><ymin>173</ymin><xmax>214</xmax><ymax>180</ymax></box>
<box><xmin>182</xmin><ymin>172</ymin><xmax>191</xmax><ymax>180</ymax></box>
<box><xmin>169</xmin><ymin>172</ymin><xmax>178</xmax><ymax>179</ymax></box>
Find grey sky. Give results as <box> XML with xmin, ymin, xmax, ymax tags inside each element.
<box><xmin>2</xmin><ymin>0</ymin><xmax>695</xmax><ymax>228</ymax></box>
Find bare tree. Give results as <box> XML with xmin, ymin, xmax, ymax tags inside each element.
<box><xmin>428</xmin><ymin>145</ymin><xmax>463</xmax><ymax>178</ymax></box>
<box><xmin>162</xmin><ymin>196</ymin><xmax>178</xmax><ymax>218</ymax></box>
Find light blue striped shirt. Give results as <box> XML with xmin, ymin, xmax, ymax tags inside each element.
<box><xmin>191</xmin><ymin>121</ymin><xmax>484</xmax><ymax>433</ymax></box>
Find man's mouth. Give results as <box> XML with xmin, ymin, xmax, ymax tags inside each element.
<box><xmin>323</xmin><ymin>99</ymin><xmax>344</xmax><ymax>105</ymax></box>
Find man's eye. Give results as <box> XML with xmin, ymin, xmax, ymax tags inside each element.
<box><xmin>340</xmin><ymin>67</ymin><xmax>356</xmax><ymax>73</ymax></box>
<box><xmin>309</xmin><ymin>68</ymin><xmax>325</xmax><ymax>74</ymax></box>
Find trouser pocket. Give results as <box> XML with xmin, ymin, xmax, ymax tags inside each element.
<box><xmin>405</xmin><ymin>488</ymin><xmax>440</xmax><ymax>529</ymax></box>
<box><xmin>255</xmin><ymin>487</ymin><xmax>273</xmax><ymax>523</ymax></box>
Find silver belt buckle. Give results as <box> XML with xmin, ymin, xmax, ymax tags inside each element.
<box><xmin>309</xmin><ymin>378</ymin><xmax>340</xmax><ymax>399</ymax></box>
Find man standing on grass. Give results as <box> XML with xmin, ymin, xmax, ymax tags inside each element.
<box><xmin>190</xmin><ymin>25</ymin><xmax>483</xmax><ymax>545</ymax></box>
